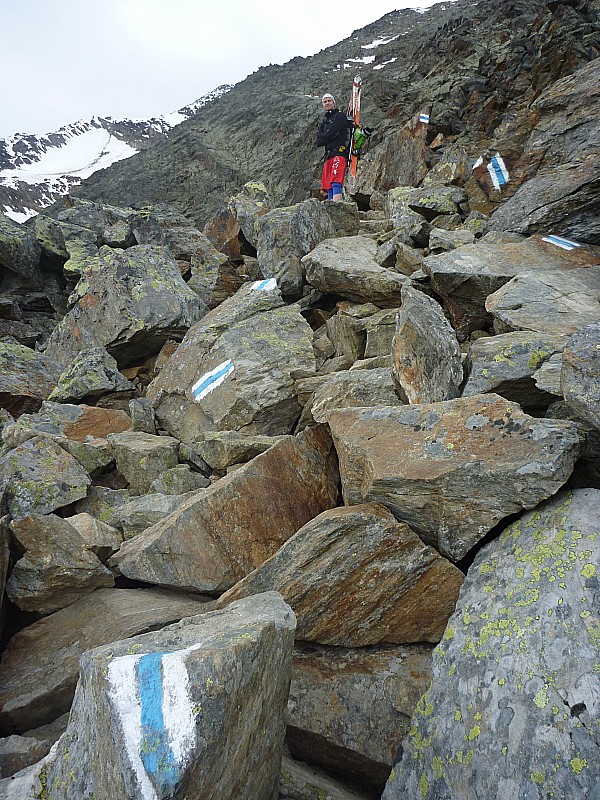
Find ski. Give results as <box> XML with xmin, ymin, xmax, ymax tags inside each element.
<box><xmin>346</xmin><ymin>75</ymin><xmax>362</xmax><ymax>194</ymax></box>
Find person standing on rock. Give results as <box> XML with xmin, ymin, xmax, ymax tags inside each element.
<box><xmin>316</xmin><ymin>93</ymin><xmax>350</xmax><ymax>202</ymax></box>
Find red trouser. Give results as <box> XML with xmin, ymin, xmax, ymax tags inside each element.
<box><xmin>321</xmin><ymin>154</ymin><xmax>348</xmax><ymax>191</ymax></box>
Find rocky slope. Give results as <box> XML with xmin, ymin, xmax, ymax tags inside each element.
<box><xmin>0</xmin><ymin>86</ymin><xmax>231</xmax><ymax>222</ymax></box>
<box><xmin>0</xmin><ymin>1</ymin><xmax>599</xmax><ymax>798</ymax></box>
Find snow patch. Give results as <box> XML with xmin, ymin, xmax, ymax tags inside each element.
<box><xmin>374</xmin><ymin>58</ymin><xmax>398</xmax><ymax>70</ymax></box>
<box><xmin>361</xmin><ymin>35</ymin><xmax>399</xmax><ymax>49</ymax></box>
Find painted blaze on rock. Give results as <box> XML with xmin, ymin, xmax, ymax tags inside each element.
<box><xmin>383</xmin><ymin>489</ymin><xmax>600</xmax><ymax>800</ymax></box>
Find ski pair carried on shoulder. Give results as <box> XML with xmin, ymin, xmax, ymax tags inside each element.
<box><xmin>345</xmin><ymin>75</ymin><xmax>372</xmax><ymax>194</ymax></box>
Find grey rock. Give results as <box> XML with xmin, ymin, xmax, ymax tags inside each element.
<box><xmin>561</xmin><ymin>321</ymin><xmax>600</xmax><ymax>431</ymax></box>
<box><xmin>229</xmin><ymin>181</ymin><xmax>273</xmax><ymax>246</ymax></box>
<box><xmin>485</xmin><ymin>265</ymin><xmax>600</xmax><ymax>336</ymax></box>
<box><xmin>4</xmin><ymin>593</ymin><xmax>295</xmax><ymax>800</ymax></box>
<box><xmin>406</xmin><ymin>186</ymin><xmax>468</xmax><ymax>221</ymax></box>
<box><xmin>429</xmin><ymin>227</ymin><xmax>475</xmax><ymax>252</ymax></box>
<box><xmin>0</xmin><ymin>436</ymin><xmax>91</xmax><ymax>519</ymax></box>
<box><xmin>0</xmin><ymin>736</ymin><xmax>51</xmax><ymax>779</ymax></box>
<box><xmin>328</xmin><ymin>395</ymin><xmax>582</xmax><ymax>561</ymax></box>
<box><xmin>6</xmin><ymin>513</ymin><xmax>114</xmax><ymax>614</ymax></box>
<box><xmin>383</xmin><ymin>489</ymin><xmax>600</xmax><ymax>800</ymax></box>
<box><xmin>392</xmin><ymin>285</ymin><xmax>463</xmax><ymax>404</ymax></box>
<box><xmin>280</xmin><ymin>756</ymin><xmax>370</xmax><ymax>800</ymax></box>
<box><xmin>286</xmin><ymin>643</ymin><xmax>433</xmax><ymax>794</ymax></box>
<box><xmin>362</xmin><ymin>308</ymin><xmax>398</xmax><ymax>359</ymax></box>
<box><xmin>325</xmin><ymin>311</ymin><xmax>367</xmax><ymax>363</ymax></box>
<box><xmin>303</xmin><ymin>237</ymin><xmax>407</xmax><ymax>307</ymax></box>
<box><xmin>533</xmin><ymin>352</ymin><xmax>563</xmax><ymax>397</ymax></box>
<box><xmin>0</xmin><ymin>339</ymin><xmax>62</xmax><ymax>417</ymax></box>
<box><xmin>107</xmin><ymin>430</ymin><xmax>180</xmax><ymax>495</ymax></box>
<box><xmin>462</xmin><ymin>331</ymin><xmax>569</xmax><ymax>408</ymax></box>
<box><xmin>47</xmin><ymin>346</ymin><xmax>134</xmax><ymax>402</ymax></box>
<box><xmin>256</xmin><ymin>198</ymin><xmax>336</xmax><ymax>299</ymax></box>
<box><xmin>65</xmin><ymin>512</ymin><xmax>123</xmax><ymax>562</ymax></box>
<box><xmin>0</xmin><ymin>587</ymin><xmax>211</xmax><ymax>733</ymax></box>
<box><xmin>44</xmin><ymin>244</ymin><xmax>205</xmax><ymax>368</ymax></box>
<box><xmin>147</xmin><ymin>281</ymin><xmax>315</xmax><ymax>443</ymax></box>
<box><xmin>32</xmin><ymin>215</ymin><xmax>69</xmax><ymax>260</ymax></box>
<box><xmin>110</xmin><ymin>426</ymin><xmax>339</xmax><ymax>593</ymax></box>
<box><xmin>216</xmin><ymin>503</ymin><xmax>463</xmax><ymax>646</ymax></box>
<box><xmin>129</xmin><ymin>396</ymin><xmax>156</xmax><ymax>433</ymax></box>
<box><xmin>0</xmin><ymin>213</ymin><xmax>42</xmax><ymax>287</ymax></box>
<box><xmin>320</xmin><ymin>200</ymin><xmax>360</xmax><ymax>238</ymax></box>
<box><xmin>194</xmin><ymin>430</ymin><xmax>286</xmax><ymax>471</ymax></box>
<box><xmin>149</xmin><ymin>464</ymin><xmax>210</xmax><ymax>494</ymax></box>
<box><xmin>307</xmin><ymin>368</ymin><xmax>401</xmax><ymax>425</ymax></box>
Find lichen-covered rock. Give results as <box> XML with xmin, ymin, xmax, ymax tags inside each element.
<box><xmin>6</xmin><ymin>514</ymin><xmax>114</xmax><ymax>614</ymax></box>
<box><xmin>0</xmin><ymin>213</ymin><xmax>42</xmax><ymax>287</ymax></box>
<box><xmin>43</xmin><ymin>244</ymin><xmax>205</xmax><ymax>368</ymax></box>
<box><xmin>0</xmin><ymin>436</ymin><xmax>91</xmax><ymax>519</ymax></box>
<box><xmin>256</xmin><ymin>198</ymin><xmax>336</xmax><ymax>299</ymax></box>
<box><xmin>228</xmin><ymin>181</ymin><xmax>273</xmax><ymax>246</ymax></box>
<box><xmin>462</xmin><ymin>330</ymin><xmax>569</xmax><ymax>408</ymax></box>
<box><xmin>286</xmin><ymin>643</ymin><xmax>433</xmax><ymax>794</ymax></box>
<box><xmin>110</xmin><ymin>426</ymin><xmax>339</xmax><ymax>593</ymax></box>
<box><xmin>147</xmin><ymin>280</ymin><xmax>315</xmax><ymax>443</ymax></box>
<box><xmin>280</xmin><ymin>755</ymin><xmax>370</xmax><ymax>800</ymax></box>
<box><xmin>47</xmin><ymin>346</ymin><xmax>134</xmax><ymax>403</ymax></box>
<box><xmin>0</xmin><ymin>593</ymin><xmax>295</xmax><ymax>800</ymax></box>
<box><xmin>107</xmin><ymin>431</ymin><xmax>180</xmax><ymax>495</ymax></box>
<box><xmin>328</xmin><ymin>395</ymin><xmax>582</xmax><ymax>561</ymax></box>
<box><xmin>216</xmin><ymin>503</ymin><xmax>463</xmax><ymax>645</ymax></box>
<box><xmin>406</xmin><ymin>186</ymin><xmax>468</xmax><ymax>221</ymax></box>
<box><xmin>383</xmin><ymin>489</ymin><xmax>600</xmax><ymax>800</ymax></box>
<box><xmin>303</xmin><ymin>237</ymin><xmax>407</xmax><ymax>307</ymax></box>
<box><xmin>0</xmin><ymin>588</ymin><xmax>211</xmax><ymax>734</ymax></box>
<box><xmin>560</xmin><ymin>321</ymin><xmax>600</xmax><ymax>431</ymax></box>
<box><xmin>1</xmin><ymin>402</ymin><xmax>130</xmax><ymax>449</ymax></box>
<box><xmin>392</xmin><ymin>285</ymin><xmax>463</xmax><ymax>404</ymax></box>
<box><xmin>0</xmin><ymin>339</ymin><xmax>62</xmax><ymax>417</ymax></box>
<box><xmin>429</xmin><ymin>227</ymin><xmax>475</xmax><ymax>252</ymax></box>
<box><xmin>194</xmin><ymin>430</ymin><xmax>286</xmax><ymax>471</ymax></box>
<box><xmin>149</xmin><ymin>464</ymin><xmax>210</xmax><ymax>494</ymax></box>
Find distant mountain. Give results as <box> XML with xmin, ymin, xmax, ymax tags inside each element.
<box><xmin>0</xmin><ymin>86</ymin><xmax>232</xmax><ymax>222</ymax></box>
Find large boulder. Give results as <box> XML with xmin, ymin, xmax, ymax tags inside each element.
<box><xmin>43</xmin><ymin>245</ymin><xmax>204</xmax><ymax>368</ymax></box>
<box><xmin>0</xmin><ymin>436</ymin><xmax>91</xmax><ymax>519</ymax></box>
<box><xmin>488</xmin><ymin>58</ymin><xmax>600</xmax><ymax>244</ymax></box>
<box><xmin>328</xmin><ymin>395</ymin><xmax>582</xmax><ymax>561</ymax></box>
<box><xmin>392</xmin><ymin>285</ymin><xmax>463</xmax><ymax>404</ymax></box>
<box><xmin>462</xmin><ymin>330</ymin><xmax>569</xmax><ymax>408</ymax></box>
<box><xmin>287</xmin><ymin>643</ymin><xmax>434</xmax><ymax>793</ymax></box>
<box><xmin>0</xmin><ymin>213</ymin><xmax>42</xmax><ymax>289</ymax></box>
<box><xmin>229</xmin><ymin>181</ymin><xmax>273</xmax><ymax>247</ymax></box>
<box><xmin>303</xmin><ymin>237</ymin><xmax>407</xmax><ymax>307</ymax></box>
<box><xmin>561</xmin><ymin>321</ymin><xmax>600</xmax><ymax>431</ymax></box>
<box><xmin>422</xmin><ymin>236</ymin><xmax>600</xmax><ymax>337</ymax></box>
<box><xmin>47</xmin><ymin>347</ymin><xmax>134</xmax><ymax>403</ymax></box>
<box><xmin>216</xmin><ymin>503</ymin><xmax>463</xmax><ymax>646</ymax></box>
<box><xmin>6</xmin><ymin>514</ymin><xmax>114</xmax><ymax>614</ymax></box>
<box><xmin>0</xmin><ymin>593</ymin><xmax>296</xmax><ymax>800</ymax></box>
<box><xmin>255</xmin><ymin>198</ymin><xmax>336</xmax><ymax>299</ymax></box>
<box><xmin>0</xmin><ymin>588</ymin><xmax>211</xmax><ymax>734</ymax></box>
<box><xmin>106</xmin><ymin>431</ymin><xmax>180</xmax><ymax>495</ymax></box>
<box><xmin>110</xmin><ymin>426</ymin><xmax>340</xmax><ymax>593</ymax></box>
<box><xmin>305</xmin><ymin>368</ymin><xmax>402</xmax><ymax>425</ymax></box>
<box><xmin>383</xmin><ymin>489</ymin><xmax>600</xmax><ymax>800</ymax></box>
<box><xmin>0</xmin><ymin>339</ymin><xmax>62</xmax><ymax>417</ymax></box>
<box><xmin>146</xmin><ymin>280</ymin><xmax>315</xmax><ymax>443</ymax></box>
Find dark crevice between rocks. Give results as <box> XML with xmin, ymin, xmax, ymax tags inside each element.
<box><xmin>456</xmin><ymin>508</ymin><xmax>525</xmax><ymax>574</ymax></box>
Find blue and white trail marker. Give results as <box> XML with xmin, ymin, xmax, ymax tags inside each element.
<box><xmin>487</xmin><ymin>153</ymin><xmax>510</xmax><ymax>190</ymax></box>
<box><xmin>108</xmin><ymin>645</ymin><xmax>203</xmax><ymax>800</ymax></box>
<box><xmin>251</xmin><ymin>277</ymin><xmax>277</xmax><ymax>292</ymax></box>
<box><xmin>191</xmin><ymin>360</ymin><xmax>234</xmax><ymax>403</ymax></box>
<box><xmin>541</xmin><ymin>235</ymin><xmax>582</xmax><ymax>251</ymax></box>
<box><xmin>419</xmin><ymin>112</ymin><xmax>430</xmax><ymax>124</ymax></box>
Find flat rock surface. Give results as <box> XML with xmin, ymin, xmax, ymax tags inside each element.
<box><xmin>561</xmin><ymin>321</ymin><xmax>600</xmax><ymax>431</ymax></box>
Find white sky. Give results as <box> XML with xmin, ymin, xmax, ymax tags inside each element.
<box><xmin>1</xmin><ymin>0</ymin><xmax>449</xmax><ymax>139</ymax></box>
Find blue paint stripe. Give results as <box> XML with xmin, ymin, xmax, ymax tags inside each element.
<box><xmin>255</xmin><ymin>279</ymin><xmax>271</xmax><ymax>290</ymax></box>
<box><xmin>419</xmin><ymin>114</ymin><xmax>429</xmax><ymax>123</ymax></box>
<box><xmin>545</xmin><ymin>235</ymin><xmax>579</xmax><ymax>249</ymax></box>
<box><xmin>490</xmin><ymin>157</ymin><xmax>508</xmax><ymax>186</ymax></box>
<box><xmin>192</xmin><ymin>361</ymin><xmax>233</xmax><ymax>399</ymax></box>
<box><xmin>137</xmin><ymin>653</ymin><xmax>179</xmax><ymax>796</ymax></box>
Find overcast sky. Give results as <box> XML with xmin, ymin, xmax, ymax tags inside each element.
<box><xmin>1</xmin><ymin>0</ymin><xmax>449</xmax><ymax>139</ymax></box>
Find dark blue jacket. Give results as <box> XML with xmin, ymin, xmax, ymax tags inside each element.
<box><xmin>316</xmin><ymin>108</ymin><xmax>350</xmax><ymax>161</ymax></box>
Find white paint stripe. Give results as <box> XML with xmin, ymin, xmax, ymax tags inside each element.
<box><xmin>472</xmin><ymin>156</ymin><xmax>484</xmax><ymax>170</ymax></box>
<box><xmin>161</xmin><ymin>650</ymin><xmax>196</xmax><ymax>765</ymax></box>
<box><xmin>542</xmin><ymin>235</ymin><xmax>580</xmax><ymax>250</ymax></box>
<box><xmin>419</xmin><ymin>113</ymin><xmax>429</xmax><ymax>124</ymax></box>
<box><xmin>108</xmin><ymin>655</ymin><xmax>158</xmax><ymax>800</ymax></box>
<box><xmin>251</xmin><ymin>277</ymin><xmax>277</xmax><ymax>292</ymax></box>
<box><xmin>191</xmin><ymin>360</ymin><xmax>235</xmax><ymax>402</ymax></box>
<box><xmin>487</xmin><ymin>161</ymin><xmax>501</xmax><ymax>190</ymax></box>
